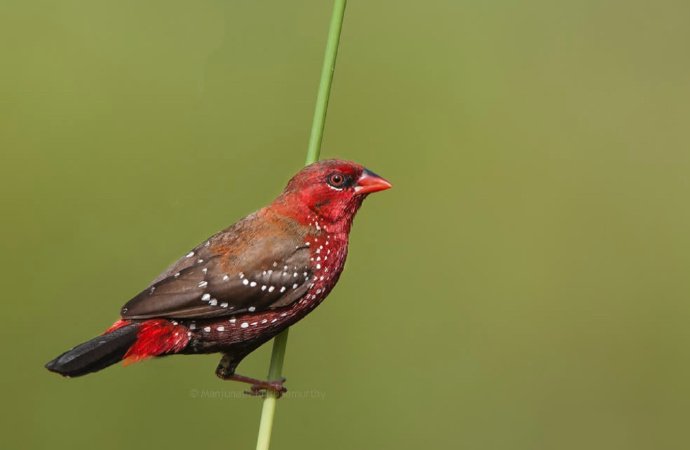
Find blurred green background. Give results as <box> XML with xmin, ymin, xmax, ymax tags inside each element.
<box><xmin>2</xmin><ymin>1</ymin><xmax>689</xmax><ymax>449</ymax></box>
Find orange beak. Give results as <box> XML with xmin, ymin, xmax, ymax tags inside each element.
<box><xmin>354</xmin><ymin>169</ymin><xmax>392</xmax><ymax>195</ymax></box>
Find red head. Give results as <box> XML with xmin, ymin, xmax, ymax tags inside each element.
<box><xmin>273</xmin><ymin>159</ymin><xmax>391</xmax><ymax>228</ymax></box>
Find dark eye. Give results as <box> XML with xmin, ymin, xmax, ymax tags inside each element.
<box><xmin>327</xmin><ymin>172</ymin><xmax>347</xmax><ymax>189</ymax></box>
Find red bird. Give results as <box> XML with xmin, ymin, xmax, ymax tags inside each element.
<box><xmin>46</xmin><ymin>159</ymin><xmax>391</xmax><ymax>394</ymax></box>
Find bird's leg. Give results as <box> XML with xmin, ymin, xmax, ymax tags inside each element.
<box><xmin>215</xmin><ymin>354</ymin><xmax>287</xmax><ymax>398</ymax></box>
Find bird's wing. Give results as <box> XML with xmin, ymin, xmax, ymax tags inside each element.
<box><xmin>120</xmin><ymin>215</ymin><xmax>313</xmax><ymax>320</ymax></box>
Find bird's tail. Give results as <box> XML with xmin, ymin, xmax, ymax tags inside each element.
<box><xmin>45</xmin><ymin>321</ymin><xmax>141</xmax><ymax>377</ymax></box>
<box><xmin>45</xmin><ymin>319</ymin><xmax>190</xmax><ymax>377</ymax></box>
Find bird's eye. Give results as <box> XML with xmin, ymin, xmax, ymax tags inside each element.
<box><xmin>327</xmin><ymin>173</ymin><xmax>347</xmax><ymax>189</ymax></box>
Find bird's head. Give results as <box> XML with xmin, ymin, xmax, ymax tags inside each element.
<box><xmin>274</xmin><ymin>159</ymin><xmax>392</xmax><ymax>228</ymax></box>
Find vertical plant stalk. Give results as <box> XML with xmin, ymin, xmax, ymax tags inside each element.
<box><xmin>255</xmin><ymin>1</ymin><xmax>348</xmax><ymax>450</ymax></box>
<box><xmin>304</xmin><ymin>0</ymin><xmax>348</xmax><ymax>166</ymax></box>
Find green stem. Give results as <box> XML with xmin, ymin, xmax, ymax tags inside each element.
<box><xmin>305</xmin><ymin>0</ymin><xmax>348</xmax><ymax>166</ymax></box>
<box><xmin>254</xmin><ymin>331</ymin><xmax>289</xmax><ymax>450</ymax></box>
<box><xmin>255</xmin><ymin>1</ymin><xmax>347</xmax><ymax>450</ymax></box>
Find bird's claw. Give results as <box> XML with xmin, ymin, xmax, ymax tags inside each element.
<box><xmin>244</xmin><ymin>377</ymin><xmax>287</xmax><ymax>398</ymax></box>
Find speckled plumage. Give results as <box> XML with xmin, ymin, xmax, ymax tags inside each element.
<box><xmin>45</xmin><ymin>159</ymin><xmax>391</xmax><ymax>394</ymax></box>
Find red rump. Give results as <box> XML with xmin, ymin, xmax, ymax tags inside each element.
<box><xmin>103</xmin><ymin>319</ymin><xmax>189</xmax><ymax>365</ymax></box>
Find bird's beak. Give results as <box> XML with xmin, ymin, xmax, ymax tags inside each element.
<box><xmin>354</xmin><ymin>169</ymin><xmax>392</xmax><ymax>195</ymax></box>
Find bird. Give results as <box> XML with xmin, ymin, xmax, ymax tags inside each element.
<box><xmin>45</xmin><ymin>159</ymin><xmax>391</xmax><ymax>395</ymax></box>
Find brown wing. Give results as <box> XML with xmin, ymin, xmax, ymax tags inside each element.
<box><xmin>120</xmin><ymin>212</ymin><xmax>313</xmax><ymax>320</ymax></box>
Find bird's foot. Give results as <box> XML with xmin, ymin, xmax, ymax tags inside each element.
<box><xmin>215</xmin><ymin>354</ymin><xmax>287</xmax><ymax>397</ymax></box>
<box><xmin>222</xmin><ymin>373</ymin><xmax>287</xmax><ymax>398</ymax></box>
<box><xmin>245</xmin><ymin>377</ymin><xmax>287</xmax><ymax>398</ymax></box>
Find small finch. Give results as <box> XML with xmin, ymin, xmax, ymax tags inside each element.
<box><xmin>45</xmin><ymin>159</ymin><xmax>391</xmax><ymax>395</ymax></box>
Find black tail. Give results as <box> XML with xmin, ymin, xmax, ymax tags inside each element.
<box><xmin>45</xmin><ymin>323</ymin><xmax>140</xmax><ymax>377</ymax></box>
